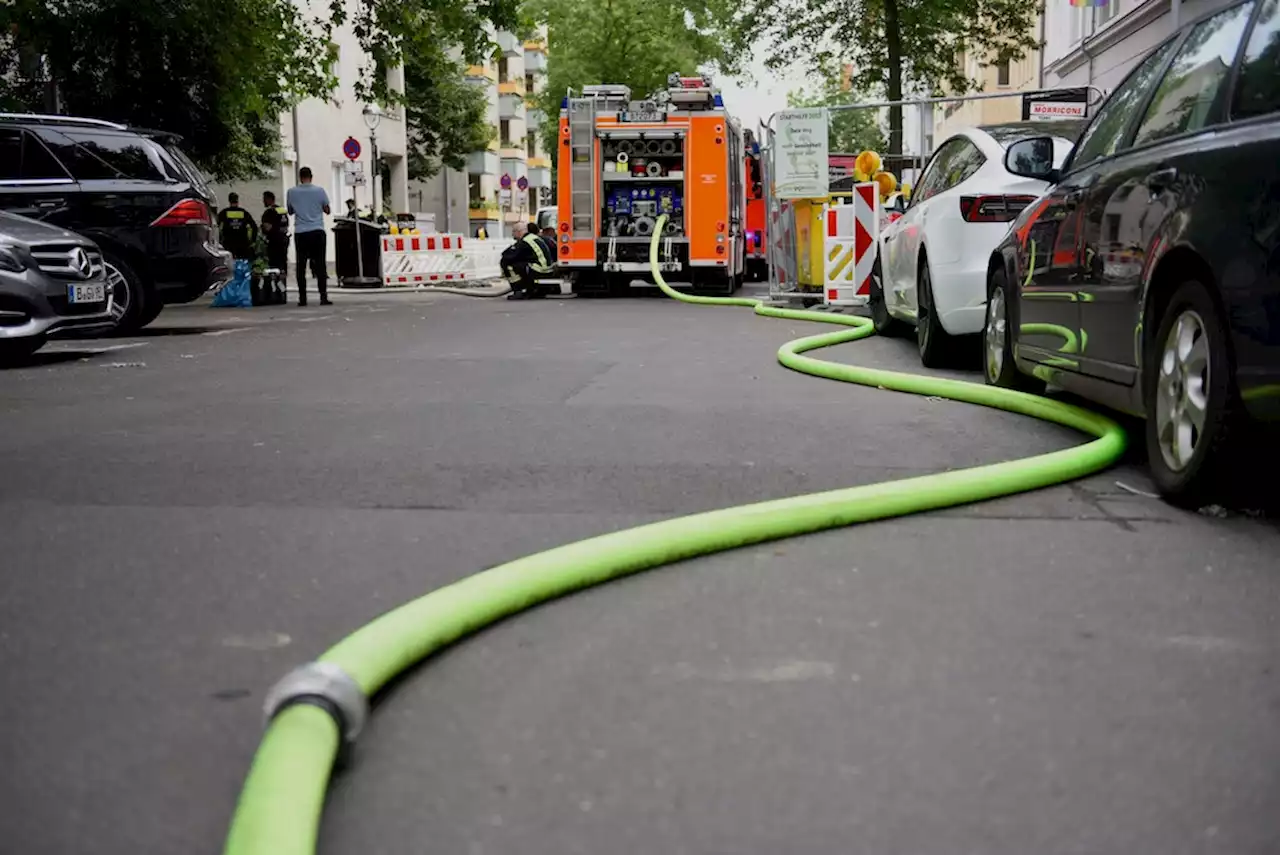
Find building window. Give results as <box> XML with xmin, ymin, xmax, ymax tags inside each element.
<box><xmin>525</xmin><ymin>73</ymin><xmax>535</xmax><ymax>94</ymax></box>
<box><xmin>498</xmin><ymin>57</ymin><xmax>509</xmax><ymax>82</ymax></box>
<box><xmin>527</xmin><ymin>136</ymin><xmax>536</xmax><ymax>157</ymax></box>
<box><xmin>1097</xmin><ymin>0</ymin><xmax>1119</xmax><ymax>25</ymax></box>
<box><xmin>500</xmin><ymin>119</ymin><xmax>511</xmax><ymax>147</ymax></box>
<box><xmin>528</xmin><ymin>188</ymin><xmax>538</xmax><ymax>213</ymax></box>
<box><xmin>996</xmin><ymin>60</ymin><xmax>1010</xmax><ymax>86</ymax></box>
<box><xmin>469</xmin><ymin>177</ymin><xmax>482</xmax><ymax>206</ymax></box>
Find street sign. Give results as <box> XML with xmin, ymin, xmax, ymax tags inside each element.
<box><xmin>516</xmin><ymin>176</ymin><xmax>528</xmax><ymax>190</ymax></box>
<box><xmin>344</xmin><ymin>161</ymin><xmax>366</xmax><ymax>186</ymax></box>
<box><xmin>499</xmin><ymin>189</ymin><xmax>512</xmax><ymax>206</ymax></box>
<box><xmin>1022</xmin><ymin>87</ymin><xmax>1091</xmax><ymax>121</ymax></box>
<box><xmin>775</xmin><ymin>108</ymin><xmax>829</xmax><ymax>199</ymax></box>
<box><xmin>343</xmin><ymin>137</ymin><xmax>362</xmax><ymax>160</ymax></box>
<box><xmin>500</xmin><ymin>173</ymin><xmax>512</xmax><ymax>189</ymax></box>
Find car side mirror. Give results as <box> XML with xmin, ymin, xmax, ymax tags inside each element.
<box><xmin>1005</xmin><ymin>137</ymin><xmax>1059</xmax><ymax>183</ymax></box>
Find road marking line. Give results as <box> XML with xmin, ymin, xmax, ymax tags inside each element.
<box><xmin>202</xmin><ymin>328</ymin><xmax>250</xmax><ymax>336</ymax></box>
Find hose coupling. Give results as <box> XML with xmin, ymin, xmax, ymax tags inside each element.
<box><xmin>263</xmin><ymin>661</ymin><xmax>368</xmax><ymax>745</ymax></box>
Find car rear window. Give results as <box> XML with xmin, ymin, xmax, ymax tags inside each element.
<box><xmin>35</xmin><ymin>129</ymin><xmax>183</xmax><ymax>182</ymax></box>
<box><xmin>158</xmin><ymin>140</ymin><xmax>213</xmax><ymax>195</ymax></box>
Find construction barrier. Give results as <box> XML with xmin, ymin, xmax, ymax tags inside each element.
<box><xmin>824</xmin><ymin>183</ymin><xmax>878</xmax><ymax>308</ymax></box>
<box><xmin>378</xmin><ymin>234</ymin><xmax>504</xmax><ymax>287</ymax></box>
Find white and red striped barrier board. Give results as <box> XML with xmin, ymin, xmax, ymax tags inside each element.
<box><xmin>824</xmin><ymin>183</ymin><xmax>878</xmax><ymax>307</ymax></box>
<box><xmin>380</xmin><ymin>233</ymin><xmax>464</xmax><ymax>254</ymax></box>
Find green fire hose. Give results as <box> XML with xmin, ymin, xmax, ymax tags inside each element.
<box><xmin>222</xmin><ymin>214</ymin><xmax>1127</xmax><ymax>855</ymax></box>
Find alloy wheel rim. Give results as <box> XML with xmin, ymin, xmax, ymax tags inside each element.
<box><xmin>986</xmin><ymin>287</ymin><xmax>1006</xmax><ymax>382</ymax></box>
<box><xmin>105</xmin><ymin>263</ymin><xmax>129</xmax><ymax>323</ymax></box>
<box><xmin>1155</xmin><ymin>309</ymin><xmax>1210</xmax><ymax>472</ymax></box>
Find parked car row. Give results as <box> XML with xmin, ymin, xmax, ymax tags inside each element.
<box><xmin>0</xmin><ymin>113</ymin><xmax>231</xmax><ymax>358</ymax></box>
<box><xmin>871</xmin><ymin>0</ymin><xmax>1279</xmax><ymax>506</ymax></box>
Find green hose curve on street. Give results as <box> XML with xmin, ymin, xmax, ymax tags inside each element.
<box><xmin>222</xmin><ymin>213</ymin><xmax>1128</xmax><ymax>855</ymax></box>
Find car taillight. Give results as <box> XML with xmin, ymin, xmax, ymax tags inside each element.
<box><xmin>150</xmin><ymin>198</ymin><xmax>211</xmax><ymax>227</ymax></box>
<box><xmin>959</xmin><ymin>195</ymin><xmax>1036</xmax><ymax>223</ymax></box>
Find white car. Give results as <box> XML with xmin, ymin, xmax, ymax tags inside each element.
<box><xmin>872</xmin><ymin>122</ymin><xmax>1084</xmax><ymax>367</ymax></box>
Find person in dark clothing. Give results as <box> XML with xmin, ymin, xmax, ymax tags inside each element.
<box><xmin>216</xmin><ymin>193</ymin><xmax>258</xmax><ymax>260</ymax></box>
<box><xmin>501</xmin><ymin>221</ymin><xmax>556</xmax><ymax>300</ymax></box>
<box><xmin>260</xmin><ymin>191</ymin><xmax>290</xmax><ymax>273</ymax></box>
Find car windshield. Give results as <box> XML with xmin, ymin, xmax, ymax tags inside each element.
<box><xmin>36</xmin><ymin>129</ymin><xmax>183</xmax><ymax>182</ymax></box>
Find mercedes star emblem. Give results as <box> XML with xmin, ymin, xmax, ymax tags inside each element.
<box><xmin>71</xmin><ymin>247</ymin><xmax>92</xmax><ymax>279</ymax></box>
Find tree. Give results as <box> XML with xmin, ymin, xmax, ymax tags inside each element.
<box><xmin>787</xmin><ymin>71</ymin><xmax>887</xmax><ymax>154</ymax></box>
<box><xmin>0</xmin><ymin>0</ymin><xmax>519</xmax><ymax>180</ymax></box>
<box><xmin>400</xmin><ymin>39</ymin><xmax>494</xmax><ymax>180</ymax></box>
<box><xmin>724</xmin><ymin>0</ymin><xmax>1040</xmax><ymax>155</ymax></box>
<box><xmin>0</xmin><ymin>0</ymin><xmax>334</xmax><ymax>179</ymax></box>
<box><xmin>527</xmin><ymin>0</ymin><xmax>737</xmax><ymax>165</ymax></box>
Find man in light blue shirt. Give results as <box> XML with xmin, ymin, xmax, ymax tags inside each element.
<box><xmin>286</xmin><ymin>166</ymin><xmax>332</xmax><ymax>306</ymax></box>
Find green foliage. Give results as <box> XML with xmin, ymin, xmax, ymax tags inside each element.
<box><xmin>0</xmin><ymin>0</ymin><xmax>517</xmax><ymax>180</ymax></box>
<box><xmin>787</xmin><ymin>70</ymin><xmax>887</xmax><ymax>154</ymax></box>
<box><xmin>527</xmin><ymin>0</ymin><xmax>737</xmax><ymax>164</ymax></box>
<box><xmin>0</xmin><ymin>0</ymin><xmax>334</xmax><ymax>179</ymax></box>
<box><xmin>724</xmin><ymin>0</ymin><xmax>1040</xmax><ymax>151</ymax></box>
<box><xmin>400</xmin><ymin>39</ymin><xmax>495</xmax><ymax>179</ymax></box>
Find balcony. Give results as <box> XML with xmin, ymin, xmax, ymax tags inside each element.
<box><xmin>497</xmin><ymin>79</ymin><xmax>524</xmax><ymax>96</ymax></box>
<box><xmin>465</xmin><ymin>64</ymin><xmax>496</xmax><ymax>82</ymax></box>
<box><xmin>524</xmin><ymin>51</ymin><xmax>547</xmax><ymax>74</ymax></box>
<box><xmin>499</xmin><ymin>92</ymin><xmax>526</xmax><ymax>120</ymax></box>
<box><xmin>468</xmin><ymin>150</ymin><xmax>499</xmax><ymax>175</ymax></box>
<box><xmin>527</xmin><ymin>164</ymin><xmax>552</xmax><ymax>189</ymax></box>
<box><xmin>500</xmin><ymin>157</ymin><xmax>528</xmax><ymax>184</ymax></box>
<box><xmin>526</xmin><ymin>107</ymin><xmax>547</xmax><ymax>128</ymax></box>
<box><xmin>496</xmin><ymin>31</ymin><xmax>521</xmax><ymax>57</ymax></box>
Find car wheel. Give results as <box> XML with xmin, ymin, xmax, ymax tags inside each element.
<box><xmin>1144</xmin><ymin>280</ymin><xmax>1242</xmax><ymax>507</ymax></box>
<box><xmin>916</xmin><ymin>254</ymin><xmax>958</xmax><ymax>368</ymax></box>
<box><xmin>138</xmin><ymin>300</ymin><xmax>165</xmax><ymax>327</ymax></box>
<box><xmin>0</xmin><ymin>335</ymin><xmax>47</xmax><ymax>364</ymax></box>
<box><xmin>984</xmin><ymin>267</ymin><xmax>1044</xmax><ymax>393</ymax></box>
<box><xmin>869</xmin><ymin>259</ymin><xmax>908</xmax><ymax>337</ymax></box>
<box><xmin>103</xmin><ymin>255</ymin><xmax>150</xmax><ymax>333</ymax></box>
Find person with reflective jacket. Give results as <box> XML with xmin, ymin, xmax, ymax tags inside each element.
<box><xmin>501</xmin><ymin>221</ymin><xmax>555</xmax><ymax>300</ymax></box>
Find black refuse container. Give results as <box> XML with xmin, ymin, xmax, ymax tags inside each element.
<box><xmin>333</xmin><ymin>217</ymin><xmax>384</xmax><ymax>287</ymax></box>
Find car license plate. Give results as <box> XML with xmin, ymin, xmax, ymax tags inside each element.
<box><xmin>68</xmin><ymin>283</ymin><xmax>106</xmax><ymax>304</ymax></box>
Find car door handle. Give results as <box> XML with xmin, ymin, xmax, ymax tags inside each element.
<box><xmin>1144</xmin><ymin>167</ymin><xmax>1178</xmax><ymax>191</ymax></box>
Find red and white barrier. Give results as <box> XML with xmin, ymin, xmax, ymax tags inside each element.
<box><xmin>379</xmin><ymin>233</ymin><xmax>504</xmax><ymax>287</ymax></box>
<box><xmin>824</xmin><ymin>183</ymin><xmax>878</xmax><ymax>308</ymax></box>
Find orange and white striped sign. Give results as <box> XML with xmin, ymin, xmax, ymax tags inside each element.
<box><xmin>824</xmin><ymin>183</ymin><xmax>878</xmax><ymax>307</ymax></box>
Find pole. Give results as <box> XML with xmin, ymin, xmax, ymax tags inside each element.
<box><xmin>370</xmin><ymin>130</ymin><xmax>380</xmax><ymax>217</ymax></box>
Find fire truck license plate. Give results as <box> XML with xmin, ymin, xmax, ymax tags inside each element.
<box><xmin>620</xmin><ymin>111</ymin><xmax>665</xmax><ymax>123</ymax></box>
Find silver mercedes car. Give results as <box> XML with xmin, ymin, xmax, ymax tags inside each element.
<box><xmin>0</xmin><ymin>210</ymin><xmax>113</xmax><ymax>362</ymax></box>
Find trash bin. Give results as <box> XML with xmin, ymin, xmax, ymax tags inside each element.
<box><xmin>333</xmin><ymin>217</ymin><xmax>384</xmax><ymax>288</ymax></box>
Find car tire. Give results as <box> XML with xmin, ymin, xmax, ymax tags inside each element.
<box><xmin>103</xmin><ymin>254</ymin><xmax>150</xmax><ymax>333</ymax></box>
<box><xmin>1144</xmin><ymin>280</ymin><xmax>1242</xmax><ymax>508</ymax></box>
<box><xmin>916</xmin><ymin>253</ymin><xmax>958</xmax><ymax>368</ymax></box>
<box><xmin>869</xmin><ymin>258</ymin><xmax>909</xmax><ymax>337</ymax></box>
<box><xmin>138</xmin><ymin>300</ymin><xmax>165</xmax><ymax>328</ymax></box>
<box><xmin>0</xmin><ymin>335</ymin><xmax>47</xmax><ymax>364</ymax></box>
<box><xmin>984</xmin><ymin>267</ymin><xmax>1044</xmax><ymax>394</ymax></box>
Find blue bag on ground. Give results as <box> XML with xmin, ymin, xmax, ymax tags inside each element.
<box><xmin>212</xmin><ymin>259</ymin><xmax>253</xmax><ymax>308</ymax></box>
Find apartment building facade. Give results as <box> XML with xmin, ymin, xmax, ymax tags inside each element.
<box><xmin>1042</xmin><ymin>0</ymin><xmax>1236</xmax><ymax>93</ymax></box>
<box><xmin>929</xmin><ymin>6</ymin><xmax>1047</xmax><ymax>145</ymax></box>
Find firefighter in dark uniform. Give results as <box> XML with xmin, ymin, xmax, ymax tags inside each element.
<box><xmin>260</xmin><ymin>191</ymin><xmax>290</xmax><ymax>273</ymax></box>
<box><xmin>217</xmin><ymin>193</ymin><xmax>258</xmax><ymax>261</ymax></box>
<box><xmin>502</xmin><ymin>221</ymin><xmax>555</xmax><ymax>300</ymax></box>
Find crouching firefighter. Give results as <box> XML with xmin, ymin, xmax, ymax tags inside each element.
<box><xmin>501</xmin><ymin>221</ymin><xmax>556</xmax><ymax>300</ymax></box>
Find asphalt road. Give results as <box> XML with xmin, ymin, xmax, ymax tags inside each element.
<box><xmin>2</xmin><ymin>286</ymin><xmax>1278</xmax><ymax>855</ymax></box>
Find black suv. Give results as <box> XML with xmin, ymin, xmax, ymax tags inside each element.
<box><xmin>0</xmin><ymin>114</ymin><xmax>232</xmax><ymax>331</ymax></box>
<box><xmin>982</xmin><ymin>0</ymin><xmax>1279</xmax><ymax>505</ymax></box>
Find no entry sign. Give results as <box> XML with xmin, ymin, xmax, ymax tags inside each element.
<box><xmin>343</xmin><ymin>137</ymin><xmax>362</xmax><ymax>161</ymax></box>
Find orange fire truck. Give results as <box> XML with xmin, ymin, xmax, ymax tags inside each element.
<box><xmin>555</xmin><ymin>73</ymin><xmax>747</xmax><ymax>296</ymax></box>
